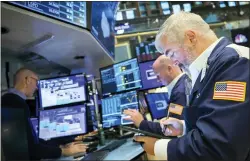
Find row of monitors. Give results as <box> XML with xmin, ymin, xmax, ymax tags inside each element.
<box><xmin>100</xmin><ymin>58</ymin><xmax>163</xmax><ymax>97</ymax></box>
<box><xmin>101</xmin><ymin>90</ymin><xmax>169</xmax><ymax>128</ymax></box>
<box><xmin>32</xmin><ymin>90</ymin><xmax>169</xmax><ymax>139</ymax></box>
<box><xmin>37</xmin><ymin>58</ymin><xmax>162</xmax><ymax>110</ymax></box>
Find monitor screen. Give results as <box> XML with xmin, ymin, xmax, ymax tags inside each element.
<box><xmin>30</xmin><ymin>118</ymin><xmax>38</xmax><ymax>135</ymax></box>
<box><xmin>101</xmin><ymin>90</ymin><xmax>139</xmax><ymax>128</ymax></box>
<box><xmin>145</xmin><ymin>93</ymin><xmax>169</xmax><ymax>120</ymax></box>
<box><xmin>100</xmin><ymin>58</ymin><xmax>142</xmax><ymax>96</ymax></box>
<box><xmin>91</xmin><ymin>2</ymin><xmax>118</xmax><ymax>60</ymax></box>
<box><xmin>172</xmin><ymin>4</ymin><xmax>181</xmax><ymax>14</ymax></box>
<box><xmin>38</xmin><ymin>74</ymin><xmax>87</xmax><ymax>108</ymax></box>
<box><xmin>9</xmin><ymin>1</ymin><xmax>87</xmax><ymax>28</ymax></box>
<box><xmin>139</xmin><ymin>60</ymin><xmax>163</xmax><ymax>90</ymax></box>
<box><xmin>183</xmin><ymin>3</ymin><xmax>191</xmax><ymax>12</ymax></box>
<box><xmin>231</xmin><ymin>28</ymin><xmax>249</xmax><ymax>47</ymax></box>
<box><xmin>39</xmin><ymin>105</ymin><xmax>87</xmax><ymax>140</ymax></box>
<box><xmin>228</xmin><ymin>1</ymin><xmax>236</xmax><ymax>7</ymax></box>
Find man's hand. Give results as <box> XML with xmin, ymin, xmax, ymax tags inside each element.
<box><xmin>75</xmin><ymin>130</ymin><xmax>98</xmax><ymax>141</ymax></box>
<box><xmin>61</xmin><ymin>142</ymin><xmax>88</xmax><ymax>157</ymax></box>
<box><xmin>160</xmin><ymin>117</ymin><xmax>183</xmax><ymax>136</ymax></box>
<box><xmin>123</xmin><ymin>109</ymin><xmax>144</xmax><ymax>127</ymax></box>
<box><xmin>134</xmin><ymin>136</ymin><xmax>158</xmax><ymax>156</ymax></box>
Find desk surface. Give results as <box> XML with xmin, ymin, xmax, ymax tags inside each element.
<box><xmin>60</xmin><ymin>138</ymin><xmax>144</xmax><ymax>160</ymax></box>
<box><xmin>103</xmin><ymin>138</ymin><xmax>144</xmax><ymax>160</ymax></box>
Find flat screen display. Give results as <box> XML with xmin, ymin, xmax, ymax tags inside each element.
<box><xmin>38</xmin><ymin>74</ymin><xmax>87</xmax><ymax>108</ymax></box>
<box><xmin>9</xmin><ymin>1</ymin><xmax>87</xmax><ymax>28</ymax></box>
<box><xmin>101</xmin><ymin>90</ymin><xmax>139</xmax><ymax>128</ymax></box>
<box><xmin>145</xmin><ymin>93</ymin><xmax>169</xmax><ymax>119</ymax></box>
<box><xmin>100</xmin><ymin>58</ymin><xmax>142</xmax><ymax>96</ymax></box>
<box><xmin>91</xmin><ymin>2</ymin><xmax>118</xmax><ymax>60</ymax></box>
<box><xmin>39</xmin><ymin>105</ymin><xmax>87</xmax><ymax>140</ymax></box>
<box><xmin>139</xmin><ymin>60</ymin><xmax>163</xmax><ymax>90</ymax></box>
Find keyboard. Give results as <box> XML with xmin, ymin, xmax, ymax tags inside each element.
<box><xmin>100</xmin><ymin>139</ymin><xmax>127</xmax><ymax>151</ymax></box>
<box><xmin>80</xmin><ymin>139</ymin><xmax>127</xmax><ymax>160</ymax></box>
<box><xmin>81</xmin><ymin>150</ymin><xmax>109</xmax><ymax>161</ymax></box>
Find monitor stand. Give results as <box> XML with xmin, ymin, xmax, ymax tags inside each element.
<box><xmin>118</xmin><ymin>126</ymin><xmax>134</xmax><ymax>139</ymax></box>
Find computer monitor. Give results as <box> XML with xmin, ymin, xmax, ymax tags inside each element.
<box><xmin>101</xmin><ymin>90</ymin><xmax>139</xmax><ymax>128</ymax></box>
<box><xmin>231</xmin><ymin>28</ymin><xmax>249</xmax><ymax>47</ymax></box>
<box><xmin>100</xmin><ymin>58</ymin><xmax>142</xmax><ymax>96</ymax></box>
<box><xmin>145</xmin><ymin>93</ymin><xmax>169</xmax><ymax>120</ymax></box>
<box><xmin>139</xmin><ymin>60</ymin><xmax>163</xmax><ymax>90</ymax></box>
<box><xmin>38</xmin><ymin>74</ymin><xmax>87</xmax><ymax>108</ymax></box>
<box><xmin>30</xmin><ymin>118</ymin><xmax>38</xmax><ymax>135</ymax></box>
<box><xmin>39</xmin><ymin>105</ymin><xmax>87</xmax><ymax>140</ymax></box>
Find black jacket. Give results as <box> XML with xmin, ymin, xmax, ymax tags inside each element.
<box><xmin>139</xmin><ymin>74</ymin><xmax>188</xmax><ymax>135</ymax></box>
<box><xmin>1</xmin><ymin>93</ymin><xmax>62</xmax><ymax>160</ymax></box>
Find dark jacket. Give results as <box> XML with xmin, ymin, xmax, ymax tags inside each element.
<box><xmin>139</xmin><ymin>74</ymin><xmax>188</xmax><ymax>135</ymax></box>
<box><xmin>168</xmin><ymin>38</ymin><xmax>250</xmax><ymax>161</ymax></box>
<box><xmin>1</xmin><ymin>93</ymin><xmax>62</xmax><ymax>160</ymax></box>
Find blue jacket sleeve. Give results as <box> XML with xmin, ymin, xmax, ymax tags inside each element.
<box><xmin>167</xmin><ymin>55</ymin><xmax>250</xmax><ymax>161</ymax></box>
<box><xmin>139</xmin><ymin>120</ymin><xmax>164</xmax><ymax>136</ymax></box>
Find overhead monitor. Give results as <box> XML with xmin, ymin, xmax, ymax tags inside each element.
<box><xmin>145</xmin><ymin>93</ymin><xmax>169</xmax><ymax>120</ymax></box>
<box><xmin>161</xmin><ymin>2</ymin><xmax>170</xmax><ymax>9</ymax></box>
<box><xmin>9</xmin><ymin>1</ymin><xmax>87</xmax><ymax>28</ymax></box>
<box><xmin>219</xmin><ymin>2</ymin><xmax>226</xmax><ymax>8</ymax></box>
<box><xmin>172</xmin><ymin>4</ymin><xmax>181</xmax><ymax>14</ymax></box>
<box><xmin>91</xmin><ymin>2</ymin><xmax>119</xmax><ymax>60</ymax></box>
<box><xmin>228</xmin><ymin>1</ymin><xmax>236</xmax><ymax>7</ymax></box>
<box><xmin>126</xmin><ymin>10</ymin><xmax>135</xmax><ymax>20</ymax></box>
<box><xmin>100</xmin><ymin>58</ymin><xmax>142</xmax><ymax>96</ymax></box>
<box><xmin>231</xmin><ymin>28</ymin><xmax>249</xmax><ymax>47</ymax></box>
<box><xmin>116</xmin><ymin>11</ymin><xmax>123</xmax><ymax>21</ymax></box>
<box><xmin>101</xmin><ymin>90</ymin><xmax>139</xmax><ymax>128</ymax></box>
<box><xmin>183</xmin><ymin>3</ymin><xmax>192</xmax><ymax>12</ymax></box>
<box><xmin>139</xmin><ymin>60</ymin><xmax>163</xmax><ymax>90</ymax></box>
<box><xmin>239</xmin><ymin>1</ymin><xmax>249</xmax><ymax>5</ymax></box>
<box><xmin>39</xmin><ymin>105</ymin><xmax>87</xmax><ymax>140</ymax></box>
<box><xmin>38</xmin><ymin>74</ymin><xmax>87</xmax><ymax>108</ymax></box>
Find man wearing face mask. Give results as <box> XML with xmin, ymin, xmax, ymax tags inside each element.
<box><xmin>1</xmin><ymin>68</ymin><xmax>88</xmax><ymax>160</ymax></box>
<box><xmin>134</xmin><ymin>12</ymin><xmax>250</xmax><ymax>161</ymax></box>
<box><xmin>124</xmin><ymin>55</ymin><xmax>188</xmax><ymax>136</ymax></box>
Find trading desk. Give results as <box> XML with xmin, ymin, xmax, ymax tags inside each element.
<box><xmin>60</xmin><ymin>138</ymin><xmax>144</xmax><ymax>160</ymax></box>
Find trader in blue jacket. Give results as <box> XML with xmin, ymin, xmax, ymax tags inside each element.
<box><xmin>124</xmin><ymin>55</ymin><xmax>189</xmax><ymax>136</ymax></box>
<box><xmin>134</xmin><ymin>11</ymin><xmax>250</xmax><ymax>161</ymax></box>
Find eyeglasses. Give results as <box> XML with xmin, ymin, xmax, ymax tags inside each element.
<box><xmin>26</xmin><ymin>76</ymin><xmax>39</xmax><ymax>86</ymax></box>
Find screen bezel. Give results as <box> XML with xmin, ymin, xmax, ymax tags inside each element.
<box><xmin>100</xmin><ymin>90</ymin><xmax>139</xmax><ymax>129</ymax></box>
<box><xmin>99</xmin><ymin>58</ymin><xmax>142</xmax><ymax>98</ymax></box>
<box><xmin>6</xmin><ymin>1</ymin><xmax>91</xmax><ymax>30</ymax></box>
<box><xmin>37</xmin><ymin>73</ymin><xmax>88</xmax><ymax>109</ymax></box>
<box><xmin>138</xmin><ymin>59</ymin><xmax>165</xmax><ymax>91</ymax></box>
<box><xmin>144</xmin><ymin>92</ymin><xmax>169</xmax><ymax>120</ymax></box>
<box><xmin>90</xmin><ymin>2</ymin><xmax>119</xmax><ymax>59</ymax></box>
<box><xmin>38</xmin><ymin>104</ymin><xmax>88</xmax><ymax>140</ymax></box>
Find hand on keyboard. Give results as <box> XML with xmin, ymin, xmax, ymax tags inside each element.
<box><xmin>61</xmin><ymin>142</ymin><xmax>88</xmax><ymax>157</ymax></box>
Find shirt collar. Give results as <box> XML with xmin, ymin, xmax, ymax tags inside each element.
<box><xmin>8</xmin><ymin>88</ymin><xmax>27</xmax><ymax>100</ymax></box>
<box><xmin>167</xmin><ymin>72</ymin><xmax>185</xmax><ymax>98</ymax></box>
<box><xmin>189</xmin><ymin>37</ymin><xmax>223</xmax><ymax>87</ymax></box>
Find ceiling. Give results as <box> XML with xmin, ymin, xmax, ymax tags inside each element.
<box><xmin>1</xmin><ymin>3</ymin><xmax>114</xmax><ymax>77</ymax></box>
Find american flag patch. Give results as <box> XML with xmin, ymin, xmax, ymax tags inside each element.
<box><xmin>213</xmin><ymin>81</ymin><xmax>246</xmax><ymax>102</ymax></box>
<box><xmin>168</xmin><ymin>103</ymin><xmax>183</xmax><ymax>115</ymax></box>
